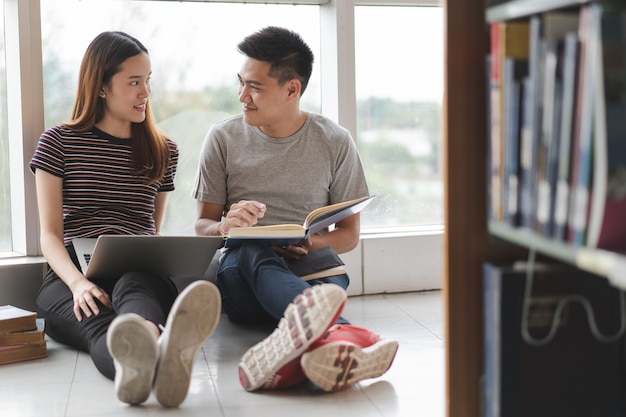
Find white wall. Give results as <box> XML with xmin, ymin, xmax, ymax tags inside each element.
<box><xmin>341</xmin><ymin>232</ymin><xmax>443</xmax><ymax>296</ymax></box>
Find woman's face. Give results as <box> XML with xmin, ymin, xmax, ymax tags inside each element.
<box><xmin>99</xmin><ymin>52</ymin><xmax>152</xmax><ymax>136</ymax></box>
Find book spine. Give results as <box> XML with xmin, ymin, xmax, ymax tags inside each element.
<box><xmin>502</xmin><ymin>58</ymin><xmax>527</xmax><ymax>227</ymax></box>
<box><xmin>552</xmin><ymin>32</ymin><xmax>580</xmax><ymax>241</ymax></box>
<box><xmin>490</xmin><ymin>22</ymin><xmax>504</xmax><ymax>222</ymax></box>
<box><xmin>568</xmin><ymin>4</ymin><xmax>599</xmax><ymax>246</ymax></box>
<box><xmin>586</xmin><ymin>3</ymin><xmax>626</xmax><ymax>253</ymax></box>
<box><xmin>520</xmin><ymin>16</ymin><xmax>543</xmax><ymax>231</ymax></box>
<box><xmin>536</xmin><ymin>39</ymin><xmax>559</xmax><ymax>235</ymax></box>
<box><xmin>483</xmin><ymin>263</ymin><xmax>502</xmax><ymax>417</ymax></box>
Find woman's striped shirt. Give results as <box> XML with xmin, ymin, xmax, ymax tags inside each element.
<box><xmin>29</xmin><ymin>125</ymin><xmax>179</xmax><ymax>245</ymax></box>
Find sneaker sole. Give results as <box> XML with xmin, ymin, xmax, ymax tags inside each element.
<box><xmin>107</xmin><ymin>313</ymin><xmax>159</xmax><ymax>405</ymax></box>
<box><xmin>238</xmin><ymin>284</ymin><xmax>347</xmax><ymax>391</ymax></box>
<box><xmin>301</xmin><ymin>339</ymin><xmax>399</xmax><ymax>392</ymax></box>
<box><xmin>154</xmin><ymin>281</ymin><xmax>221</xmax><ymax>407</ymax></box>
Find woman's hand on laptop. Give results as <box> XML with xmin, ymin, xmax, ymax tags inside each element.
<box><xmin>70</xmin><ymin>278</ymin><xmax>112</xmax><ymax>321</ymax></box>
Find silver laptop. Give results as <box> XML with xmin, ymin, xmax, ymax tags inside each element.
<box><xmin>73</xmin><ymin>235</ymin><xmax>222</xmax><ymax>280</ymax></box>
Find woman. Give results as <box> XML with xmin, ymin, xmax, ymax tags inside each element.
<box><xmin>29</xmin><ymin>31</ymin><xmax>220</xmax><ymax>408</ymax></box>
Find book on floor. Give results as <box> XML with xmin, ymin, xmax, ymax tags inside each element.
<box><xmin>0</xmin><ymin>319</ymin><xmax>45</xmax><ymax>346</ymax></box>
<box><xmin>0</xmin><ymin>341</ymin><xmax>48</xmax><ymax>365</ymax></box>
<box><xmin>0</xmin><ymin>305</ymin><xmax>37</xmax><ymax>334</ymax></box>
<box><xmin>224</xmin><ymin>195</ymin><xmax>375</xmax><ymax>248</ymax></box>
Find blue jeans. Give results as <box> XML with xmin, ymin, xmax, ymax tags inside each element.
<box><xmin>216</xmin><ymin>242</ymin><xmax>349</xmax><ymax>324</ymax></box>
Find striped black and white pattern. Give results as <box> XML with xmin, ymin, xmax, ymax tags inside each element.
<box><xmin>30</xmin><ymin>125</ymin><xmax>178</xmax><ymax>244</ymax></box>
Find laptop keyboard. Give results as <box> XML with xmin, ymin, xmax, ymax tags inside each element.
<box><xmin>83</xmin><ymin>254</ymin><xmax>91</xmax><ymax>265</ymax></box>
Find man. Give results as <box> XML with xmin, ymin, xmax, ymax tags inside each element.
<box><xmin>193</xmin><ymin>26</ymin><xmax>397</xmax><ymax>392</ymax></box>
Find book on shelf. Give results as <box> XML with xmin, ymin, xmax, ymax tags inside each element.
<box><xmin>487</xmin><ymin>55</ymin><xmax>494</xmax><ymax>221</ymax></box>
<box><xmin>0</xmin><ymin>305</ymin><xmax>37</xmax><ymax>334</ymax></box>
<box><xmin>502</xmin><ymin>57</ymin><xmax>528</xmax><ymax>227</ymax></box>
<box><xmin>224</xmin><ymin>195</ymin><xmax>375</xmax><ymax>248</ymax></box>
<box><xmin>0</xmin><ymin>318</ymin><xmax>45</xmax><ymax>346</ymax></box>
<box><xmin>516</xmin><ymin>74</ymin><xmax>532</xmax><ymax>225</ymax></box>
<box><xmin>482</xmin><ymin>261</ymin><xmax>624</xmax><ymax>417</ymax></box>
<box><xmin>585</xmin><ymin>3</ymin><xmax>626</xmax><ymax>254</ymax></box>
<box><xmin>489</xmin><ymin>3</ymin><xmax>626</xmax><ymax>254</ymax></box>
<box><xmin>552</xmin><ymin>31</ymin><xmax>580</xmax><ymax>240</ymax></box>
<box><xmin>524</xmin><ymin>12</ymin><xmax>579</xmax><ymax>235</ymax></box>
<box><xmin>284</xmin><ymin>246</ymin><xmax>346</xmax><ymax>281</ymax></box>
<box><xmin>567</xmin><ymin>4</ymin><xmax>600</xmax><ymax>246</ymax></box>
<box><xmin>519</xmin><ymin>15</ymin><xmax>542</xmax><ymax>230</ymax></box>
<box><xmin>489</xmin><ymin>21</ymin><xmax>530</xmax><ymax>223</ymax></box>
<box><xmin>535</xmin><ymin>47</ymin><xmax>562</xmax><ymax>237</ymax></box>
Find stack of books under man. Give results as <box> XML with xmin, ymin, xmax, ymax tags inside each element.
<box><xmin>0</xmin><ymin>305</ymin><xmax>47</xmax><ymax>365</ymax></box>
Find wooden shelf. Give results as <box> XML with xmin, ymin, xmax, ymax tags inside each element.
<box><xmin>445</xmin><ymin>1</ymin><xmax>625</xmax><ymax>416</ymax></box>
<box><xmin>489</xmin><ymin>221</ymin><xmax>577</xmax><ymax>263</ymax></box>
<box><xmin>486</xmin><ymin>0</ymin><xmax>588</xmax><ymax>22</ymax></box>
<box><xmin>489</xmin><ymin>222</ymin><xmax>626</xmax><ymax>289</ymax></box>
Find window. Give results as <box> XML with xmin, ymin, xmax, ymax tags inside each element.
<box><xmin>5</xmin><ymin>0</ymin><xmax>443</xmax><ymax>251</ymax></box>
<box><xmin>0</xmin><ymin>3</ymin><xmax>11</xmax><ymax>252</ymax></box>
<box><xmin>40</xmin><ymin>0</ymin><xmax>321</xmax><ymax>236</ymax></box>
<box><xmin>355</xmin><ymin>5</ymin><xmax>444</xmax><ymax>229</ymax></box>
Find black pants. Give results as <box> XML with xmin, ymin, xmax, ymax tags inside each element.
<box><xmin>36</xmin><ymin>245</ymin><xmax>178</xmax><ymax>380</ymax></box>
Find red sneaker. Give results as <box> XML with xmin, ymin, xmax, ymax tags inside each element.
<box><xmin>300</xmin><ymin>324</ymin><xmax>399</xmax><ymax>392</ymax></box>
<box><xmin>238</xmin><ymin>284</ymin><xmax>347</xmax><ymax>391</ymax></box>
<box><xmin>251</xmin><ymin>356</ymin><xmax>307</xmax><ymax>389</ymax></box>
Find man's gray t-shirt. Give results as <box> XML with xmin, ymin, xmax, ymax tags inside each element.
<box><xmin>192</xmin><ymin>112</ymin><xmax>369</xmax><ymax>227</ymax></box>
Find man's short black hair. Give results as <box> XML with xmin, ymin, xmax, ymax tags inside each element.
<box><xmin>238</xmin><ymin>26</ymin><xmax>314</xmax><ymax>95</ymax></box>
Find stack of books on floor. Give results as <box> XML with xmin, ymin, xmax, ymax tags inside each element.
<box><xmin>0</xmin><ymin>305</ymin><xmax>47</xmax><ymax>365</ymax></box>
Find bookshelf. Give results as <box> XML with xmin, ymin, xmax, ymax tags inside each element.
<box><xmin>490</xmin><ymin>221</ymin><xmax>626</xmax><ymax>288</ymax></box>
<box><xmin>445</xmin><ymin>0</ymin><xmax>626</xmax><ymax>416</ymax></box>
<box><xmin>486</xmin><ymin>0</ymin><xmax>587</xmax><ymax>22</ymax></box>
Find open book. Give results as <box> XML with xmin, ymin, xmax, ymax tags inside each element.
<box><xmin>224</xmin><ymin>195</ymin><xmax>374</xmax><ymax>248</ymax></box>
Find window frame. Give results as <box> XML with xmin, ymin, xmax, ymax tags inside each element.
<box><xmin>3</xmin><ymin>0</ymin><xmax>44</xmax><ymax>257</ymax></box>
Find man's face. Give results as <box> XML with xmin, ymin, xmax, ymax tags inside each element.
<box><xmin>237</xmin><ymin>57</ymin><xmax>292</xmax><ymax>134</ymax></box>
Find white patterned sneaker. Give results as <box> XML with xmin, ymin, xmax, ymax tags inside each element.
<box><xmin>107</xmin><ymin>313</ymin><xmax>159</xmax><ymax>405</ymax></box>
<box><xmin>153</xmin><ymin>281</ymin><xmax>221</xmax><ymax>407</ymax></box>
<box><xmin>238</xmin><ymin>283</ymin><xmax>347</xmax><ymax>391</ymax></box>
<box><xmin>301</xmin><ymin>337</ymin><xmax>399</xmax><ymax>392</ymax></box>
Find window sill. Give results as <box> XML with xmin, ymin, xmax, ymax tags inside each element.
<box><xmin>0</xmin><ymin>255</ymin><xmax>47</xmax><ymax>267</ymax></box>
<box><xmin>0</xmin><ymin>227</ymin><xmax>445</xmax><ymax>267</ymax></box>
<box><xmin>361</xmin><ymin>224</ymin><xmax>444</xmax><ymax>238</ymax></box>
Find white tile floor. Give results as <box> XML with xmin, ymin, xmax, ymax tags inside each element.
<box><xmin>0</xmin><ymin>291</ymin><xmax>444</xmax><ymax>417</ymax></box>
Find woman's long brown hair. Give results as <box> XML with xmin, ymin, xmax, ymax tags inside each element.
<box><xmin>66</xmin><ymin>31</ymin><xmax>170</xmax><ymax>184</ymax></box>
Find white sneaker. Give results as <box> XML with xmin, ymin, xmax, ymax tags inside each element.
<box><xmin>238</xmin><ymin>283</ymin><xmax>347</xmax><ymax>391</ymax></box>
<box><xmin>107</xmin><ymin>313</ymin><xmax>159</xmax><ymax>405</ymax></box>
<box><xmin>153</xmin><ymin>281</ymin><xmax>221</xmax><ymax>407</ymax></box>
